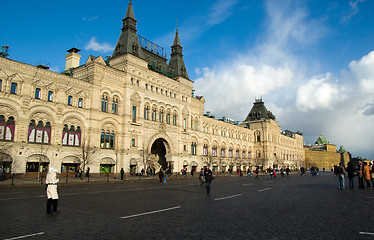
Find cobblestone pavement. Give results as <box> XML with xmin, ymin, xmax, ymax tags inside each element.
<box><xmin>0</xmin><ymin>172</ymin><xmax>373</xmax><ymax>240</ymax></box>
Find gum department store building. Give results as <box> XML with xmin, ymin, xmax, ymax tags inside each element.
<box><xmin>0</xmin><ymin>1</ymin><xmax>304</xmax><ymax>177</ymax></box>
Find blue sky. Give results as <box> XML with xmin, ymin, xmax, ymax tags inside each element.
<box><xmin>2</xmin><ymin>0</ymin><xmax>374</xmax><ymax>160</ymax></box>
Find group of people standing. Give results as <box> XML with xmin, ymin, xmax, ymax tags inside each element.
<box><xmin>337</xmin><ymin>161</ymin><xmax>374</xmax><ymax>190</ymax></box>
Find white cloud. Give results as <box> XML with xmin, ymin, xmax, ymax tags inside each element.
<box><xmin>84</xmin><ymin>37</ymin><xmax>113</xmax><ymax>53</ymax></box>
<box><xmin>296</xmin><ymin>73</ymin><xmax>347</xmax><ymax>111</ymax></box>
<box><xmin>349</xmin><ymin>51</ymin><xmax>374</xmax><ymax>93</ymax></box>
<box><xmin>192</xmin><ymin>0</ymin><xmax>374</xmax><ymax>159</ymax></box>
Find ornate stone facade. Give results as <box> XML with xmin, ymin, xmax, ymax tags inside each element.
<box><xmin>0</xmin><ymin>2</ymin><xmax>304</xmax><ymax>176</ymax></box>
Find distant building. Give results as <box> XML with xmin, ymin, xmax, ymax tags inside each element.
<box><xmin>0</xmin><ymin>1</ymin><xmax>303</xmax><ymax>176</ymax></box>
<box><xmin>304</xmin><ymin>136</ymin><xmax>350</xmax><ymax>170</ymax></box>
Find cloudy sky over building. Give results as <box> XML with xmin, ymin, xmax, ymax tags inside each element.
<box><xmin>2</xmin><ymin>0</ymin><xmax>374</xmax><ymax>159</ymax></box>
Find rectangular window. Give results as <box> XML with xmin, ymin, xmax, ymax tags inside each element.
<box><xmin>159</xmin><ymin>111</ymin><xmax>163</xmax><ymax>123</ymax></box>
<box><xmin>131</xmin><ymin>139</ymin><xmax>135</xmax><ymax>147</ymax></box>
<box><xmin>229</xmin><ymin>149</ymin><xmax>233</xmax><ymax>158</ymax></box>
<box><xmin>203</xmin><ymin>145</ymin><xmax>208</xmax><ymax>156</ymax></box>
<box><xmin>221</xmin><ymin>148</ymin><xmax>226</xmax><ymax>157</ymax></box>
<box><xmin>173</xmin><ymin>115</ymin><xmax>177</xmax><ymax>125</ymax></box>
<box><xmin>183</xmin><ymin>118</ymin><xmax>186</xmax><ymax>130</ymax></box>
<box><xmin>78</xmin><ymin>98</ymin><xmax>83</xmax><ymax>108</ymax></box>
<box><xmin>152</xmin><ymin>110</ymin><xmax>156</xmax><ymax>121</ymax></box>
<box><xmin>212</xmin><ymin>147</ymin><xmax>217</xmax><ymax>157</ymax></box>
<box><xmin>0</xmin><ymin>79</ymin><xmax>2</xmax><ymax>91</ymax></box>
<box><xmin>132</xmin><ymin>106</ymin><xmax>137</xmax><ymax>122</ymax></box>
<box><xmin>35</xmin><ymin>88</ymin><xmax>41</xmax><ymax>99</ymax></box>
<box><xmin>67</xmin><ymin>96</ymin><xmax>73</xmax><ymax>105</ymax></box>
<box><xmin>10</xmin><ymin>83</ymin><xmax>17</xmax><ymax>94</ymax></box>
<box><xmin>48</xmin><ymin>91</ymin><xmax>53</xmax><ymax>102</ymax></box>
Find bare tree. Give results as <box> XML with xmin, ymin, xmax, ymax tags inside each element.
<box><xmin>77</xmin><ymin>136</ymin><xmax>96</xmax><ymax>175</ymax></box>
<box><xmin>0</xmin><ymin>141</ymin><xmax>13</xmax><ymax>176</ymax></box>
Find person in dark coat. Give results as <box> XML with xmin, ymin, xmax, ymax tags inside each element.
<box><xmin>158</xmin><ymin>168</ymin><xmax>164</xmax><ymax>184</ymax></box>
<box><xmin>120</xmin><ymin>168</ymin><xmax>125</xmax><ymax>180</ymax></box>
<box><xmin>347</xmin><ymin>162</ymin><xmax>355</xmax><ymax>189</ymax></box>
<box><xmin>204</xmin><ymin>166</ymin><xmax>213</xmax><ymax>195</ymax></box>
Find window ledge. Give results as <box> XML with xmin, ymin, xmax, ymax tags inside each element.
<box><xmin>130</xmin><ymin>122</ymin><xmax>141</xmax><ymax>126</ymax></box>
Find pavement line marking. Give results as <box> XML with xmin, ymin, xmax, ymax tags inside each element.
<box><xmin>121</xmin><ymin>206</ymin><xmax>181</xmax><ymax>219</ymax></box>
<box><xmin>3</xmin><ymin>232</ymin><xmax>45</xmax><ymax>240</ymax></box>
<box><xmin>359</xmin><ymin>232</ymin><xmax>374</xmax><ymax>235</ymax></box>
<box><xmin>258</xmin><ymin>188</ymin><xmax>271</xmax><ymax>192</ymax></box>
<box><xmin>243</xmin><ymin>183</ymin><xmax>254</xmax><ymax>186</ymax></box>
<box><xmin>263</xmin><ymin>181</ymin><xmax>272</xmax><ymax>184</ymax></box>
<box><xmin>214</xmin><ymin>194</ymin><xmax>242</xmax><ymax>201</ymax></box>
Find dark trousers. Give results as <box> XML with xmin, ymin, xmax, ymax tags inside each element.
<box><xmin>47</xmin><ymin>198</ymin><xmax>53</xmax><ymax>213</ymax></box>
<box><xmin>205</xmin><ymin>181</ymin><xmax>211</xmax><ymax>194</ymax></box>
<box><xmin>358</xmin><ymin>176</ymin><xmax>365</xmax><ymax>189</ymax></box>
<box><xmin>47</xmin><ymin>199</ymin><xmax>58</xmax><ymax>213</ymax></box>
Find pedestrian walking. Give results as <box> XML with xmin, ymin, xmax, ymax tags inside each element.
<box><xmin>255</xmin><ymin>167</ymin><xmax>259</xmax><ymax>179</ymax></box>
<box><xmin>85</xmin><ymin>167</ymin><xmax>90</xmax><ymax>178</ymax></box>
<box><xmin>363</xmin><ymin>162</ymin><xmax>371</xmax><ymax>188</ymax></box>
<box><xmin>338</xmin><ymin>162</ymin><xmax>345</xmax><ymax>189</ymax></box>
<box><xmin>204</xmin><ymin>166</ymin><xmax>213</xmax><ymax>195</ymax></box>
<box><xmin>120</xmin><ymin>168</ymin><xmax>125</xmax><ymax>180</ymax></box>
<box><xmin>46</xmin><ymin>167</ymin><xmax>60</xmax><ymax>214</ymax></box>
<box><xmin>357</xmin><ymin>161</ymin><xmax>364</xmax><ymax>189</ymax></box>
<box><xmin>158</xmin><ymin>168</ymin><xmax>164</xmax><ymax>184</ymax></box>
<box><xmin>286</xmin><ymin>167</ymin><xmax>290</xmax><ymax>176</ymax></box>
<box><xmin>347</xmin><ymin>161</ymin><xmax>355</xmax><ymax>190</ymax></box>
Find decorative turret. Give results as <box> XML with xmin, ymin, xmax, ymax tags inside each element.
<box><xmin>112</xmin><ymin>0</ymin><xmax>143</xmax><ymax>59</ymax></box>
<box><xmin>168</xmin><ymin>28</ymin><xmax>189</xmax><ymax>79</ymax></box>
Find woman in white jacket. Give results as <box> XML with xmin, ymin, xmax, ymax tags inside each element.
<box><xmin>46</xmin><ymin>167</ymin><xmax>59</xmax><ymax>214</ymax></box>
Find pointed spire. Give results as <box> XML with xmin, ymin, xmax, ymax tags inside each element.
<box><xmin>112</xmin><ymin>0</ymin><xmax>143</xmax><ymax>59</ymax></box>
<box><xmin>125</xmin><ymin>0</ymin><xmax>135</xmax><ymax>19</ymax></box>
<box><xmin>168</xmin><ymin>27</ymin><xmax>189</xmax><ymax>79</ymax></box>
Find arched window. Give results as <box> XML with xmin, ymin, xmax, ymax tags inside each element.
<box><xmin>221</xmin><ymin>147</ymin><xmax>226</xmax><ymax>157</ymax></box>
<box><xmin>112</xmin><ymin>97</ymin><xmax>118</xmax><ymax>113</ymax></box>
<box><xmin>159</xmin><ymin>108</ymin><xmax>164</xmax><ymax>123</ymax></box>
<box><xmin>144</xmin><ymin>105</ymin><xmax>149</xmax><ymax>120</ymax></box>
<box><xmin>191</xmin><ymin>142</ymin><xmax>197</xmax><ymax>155</ymax></box>
<box><xmin>166</xmin><ymin>111</ymin><xmax>171</xmax><ymax>124</ymax></box>
<box><xmin>0</xmin><ymin>115</ymin><xmax>15</xmax><ymax>141</ymax></box>
<box><xmin>62</xmin><ymin>125</ymin><xmax>81</xmax><ymax>146</ymax></box>
<box><xmin>172</xmin><ymin>112</ymin><xmax>177</xmax><ymax>126</ymax></box>
<box><xmin>28</xmin><ymin>120</ymin><xmax>51</xmax><ymax>144</ymax></box>
<box><xmin>203</xmin><ymin>144</ymin><xmax>208</xmax><ymax>156</ymax></box>
<box><xmin>151</xmin><ymin>107</ymin><xmax>157</xmax><ymax>121</ymax></box>
<box><xmin>132</xmin><ymin>106</ymin><xmax>137</xmax><ymax>122</ymax></box>
<box><xmin>101</xmin><ymin>129</ymin><xmax>115</xmax><ymax>149</ymax></box>
<box><xmin>212</xmin><ymin>146</ymin><xmax>217</xmax><ymax>157</ymax></box>
<box><xmin>101</xmin><ymin>95</ymin><xmax>108</xmax><ymax>112</ymax></box>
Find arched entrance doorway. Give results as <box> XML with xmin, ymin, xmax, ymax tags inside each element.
<box><xmin>151</xmin><ymin>138</ymin><xmax>169</xmax><ymax>170</ymax></box>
